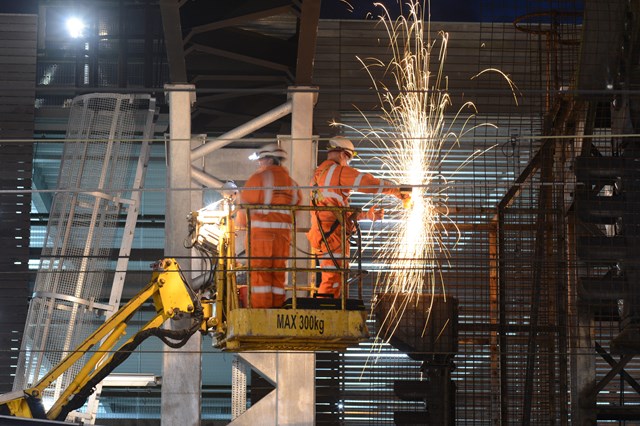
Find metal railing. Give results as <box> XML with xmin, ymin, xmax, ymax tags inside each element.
<box><xmin>239</xmin><ymin>203</ymin><xmax>364</xmax><ymax>310</ymax></box>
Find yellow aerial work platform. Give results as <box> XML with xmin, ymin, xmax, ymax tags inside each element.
<box><xmin>0</xmin><ymin>201</ymin><xmax>370</xmax><ymax>421</ymax></box>
<box><xmin>192</xmin><ymin>201</ymin><xmax>370</xmax><ymax>352</ymax></box>
<box><xmin>219</xmin><ymin>298</ymin><xmax>369</xmax><ymax>351</ymax></box>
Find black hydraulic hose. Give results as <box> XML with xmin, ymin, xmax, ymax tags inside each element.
<box><xmin>56</xmin><ymin>307</ymin><xmax>204</xmax><ymax>421</ymax></box>
<box><xmin>314</xmin><ymin>210</ymin><xmax>342</xmax><ymax>271</ymax></box>
<box><xmin>354</xmin><ymin>222</ymin><xmax>362</xmax><ymax>274</ymax></box>
<box><xmin>310</xmin><ymin>192</ymin><xmax>339</xmax><ymax>269</ymax></box>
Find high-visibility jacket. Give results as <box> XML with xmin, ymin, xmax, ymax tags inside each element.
<box><xmin>307</xmin><ymin>160</ymin><xmax>400</xmax><ymax>298</ymax></box>
<box><xmin>308</xmin><ymin>159</ymin><xmax>400</xmax><ymax>249</ymax></box>
<box><xmin>238</xmin><ymin>165</ymin><xmax>302</xmax><ymax>229</ymax></box>
<box><xmin>238</xmin><ymin>165</ymin><xmax>301</xmax><ymax>308</ymax></box>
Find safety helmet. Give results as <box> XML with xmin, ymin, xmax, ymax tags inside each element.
<box><xmin>328</xmin><ymin>136</ymin><xmax>356</xmax><ymax>158</ymax></box>
<box><xmin>220</xmin><ymin>180</ymin><xmax>238</xmax><ymax>199</ymax></box>
<box><xmin>256</xmin><ymin>143</ymin><xmax>287</xmax><ymax>160</ymax></box>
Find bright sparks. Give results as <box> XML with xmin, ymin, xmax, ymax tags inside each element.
<box><xmin>337</xmin><ymin>1</ymin><xmax>506</xmax><ymax>339</ymax></box>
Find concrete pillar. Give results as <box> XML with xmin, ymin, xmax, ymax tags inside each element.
<box><xmin>162</xmin><ymin>83</ymin><xmax>201</xmax><ymax>426</ymax></box>
<box><xmin>284</xmin><ymin>85</ymin><xmax>317</xmax><ymax>423</ymax></box>
<box><xmin>233</xmin><ymin>352</ymin><xmax>315</xmax><ymax>425</ymax></box>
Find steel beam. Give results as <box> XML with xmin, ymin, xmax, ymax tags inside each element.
<box><xmin>159</xmin><ymin>0</ymin><xmax>188</xmax><ymax>83</ymax></box>
<box><xmin>183</xmin><ymin>4</ymin><xmax>292</xmax><ymax>45</ymax></box>
<box><xmin>191</xmin><ymin>167</ymin><xmax>224</xmax><ymax>188</ymax></box>
<box><xmin>294</xmin><ymin>0</ymin><xmax>321</xmax><ymax>85</ymax></box>
<box><xmin>190</xmin><ymin>100</ymin><xmax>292</xmax><ymax>161</ymax></box>
<box><xmin>188</xmin><ymin>44</ymin><xmax>292</xmax><ymax>74</ymax></box>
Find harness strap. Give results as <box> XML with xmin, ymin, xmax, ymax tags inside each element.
<box><xmin>323</xmin><ymin>219</ymin><xmax>340</xmax><ymax>239</ymax></box>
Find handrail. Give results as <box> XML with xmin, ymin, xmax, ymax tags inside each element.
<box><xmin>236</xmin><ymin>203</ymin><xmax>363</xmax><ymax>310</ymax></box>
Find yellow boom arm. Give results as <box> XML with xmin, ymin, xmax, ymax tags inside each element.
<box><xmin>0</xmin><ymin>258</ymin><xmax>212</xmax><ymax>421</ymax></box>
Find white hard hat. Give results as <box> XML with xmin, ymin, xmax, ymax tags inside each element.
<box><xmin>328</xmin><ymin>136</ymin><xmax>356</xmax><ymax>157</ymax></box>
<box><xmin>220</xmin><ymin>180</ymin><xmax>238</xmax><ymax>198</ymax></box>
<box><xmin>256</xmin><ymin>143</ymin><xmax>287</xmax><ymax>160</ymax></box>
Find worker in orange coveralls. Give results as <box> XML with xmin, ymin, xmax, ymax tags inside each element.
<box><xmin>236</xmin><ymin>144</ymin><xmax>302</xmax><ymax>308</ymax></box>
<box><xmin>307</xmin><ymin>136</ymin><xmax>411</xmax><ymax>298</ymax></box>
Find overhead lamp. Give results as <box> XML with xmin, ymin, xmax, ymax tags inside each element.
<box><xmin>66</xmin><ymin>17</ymin><xmax>86</xmax><ymax>38</ymax></box>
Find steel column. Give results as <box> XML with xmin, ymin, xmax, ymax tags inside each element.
<box><xmin>161</xmin><ymin>84</ymin><xmax>201</xmax><ymax>426</ymax></box>
<box><xmin>159</xmin><ymin>0</ymin><xmax>187</xmax><ymax>83</ymax></box>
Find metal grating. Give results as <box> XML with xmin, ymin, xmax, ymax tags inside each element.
<box><xmin>0</xmin><ymin>12</ymin><xmax>37</xmax><ymax>393</ymax></box>
<box><xmin>13</xmin><ymin>94</ymin><xmax>154</xmax><ymax>409</ymax></box>
<box><xmin>323</xmin><ymin>110</ymin><xmax>543</xmax><ymax>423</ymax></box>
<box><xmin>311</xmin><ymin>1</ymin><xmax>584</xmax><ymax>424</ymax></box>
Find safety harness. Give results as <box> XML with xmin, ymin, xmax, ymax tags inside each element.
<box><xmin>311</xmin><ymin>163</ymin><xmax>343</xmax><ymax>277</ymax></box>
<box><xmin>311</xmin><ymin>163</ymin><xmax>360</xmax><ymax>290</ymax></box>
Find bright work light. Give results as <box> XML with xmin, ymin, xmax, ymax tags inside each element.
<box><xmin>66</xmin><ymin>17</ymin><xmax>86</xmax><ymax>38</ymax></box>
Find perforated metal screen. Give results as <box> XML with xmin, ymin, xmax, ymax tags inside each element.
<box><xmin>14</xmin><ymin>94</ymin><xmax>154</xmax><ymax>406</ymax></box>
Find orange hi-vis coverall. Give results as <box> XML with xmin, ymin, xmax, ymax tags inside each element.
<box><xmin>238</xmin><ymin>165</ymin><xmax>302</xmax><ymax>308</ymax></box>
<box><xmin>307</xmin><ymin>159</ymin><xmax>401</xmax><ymax>298</ymax></box>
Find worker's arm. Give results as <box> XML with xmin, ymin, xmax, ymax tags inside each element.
<box><xmin>339</xmin><ymin>165</ymin><xmax>404</xmax><ymax>199</ymax></box>
<box><xmin>238</xmin><ymin>173</ymin><xmax>264</xmax><ymax>205</ymax></box>
<box><xmin>235</xmin><ymin>208</ymin><xmax>247</xmax><ymax>227</ymax></box>
<box><xmin>359</xmin><ymin>205</ymin><xmax>385</xmax><ymax>221</ymax></box>
<box><xmin>236</xmin><ymin>173</ymin><xmax>264</xmax><ymax>228</ymax></box>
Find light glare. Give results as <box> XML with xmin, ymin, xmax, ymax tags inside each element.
<box><xmin>66</xmin><ymin>17</ymin><xmax>86</xmax><ymax>38</ymax></box>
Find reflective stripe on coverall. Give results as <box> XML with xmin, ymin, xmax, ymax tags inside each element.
<box><xmin>239</xmin><ymin>165</ymin><xmax>302</xmax><ymax>308</ymax></box>
<box><xmin>307</xmin><ymin>160</ymin><xmax>400</xmax><ymax>298</ymax></box>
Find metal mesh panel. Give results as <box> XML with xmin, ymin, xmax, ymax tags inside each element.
<box><xmin>329</xmin><ymin>114</ymin><xmax>543</xmax><ymax>423</ymax></box>
<box><xmin>14</xmin><ymin>94</ymin><xmax>152</xmax><ymax>407</ymax></box>
<box><xmin>316</xmin><ymin>0</ymin><xmax>640</xmax><ymax>421</ymax></box>
<box><xmin>499</xmin><ymin>145</ymin><xmax>568</xmax><ymax>423</ymax></box>
<box><xmin>312</xmin><ymin>1</ymin><xmax>583</xmax><ymax>423</ymax></box>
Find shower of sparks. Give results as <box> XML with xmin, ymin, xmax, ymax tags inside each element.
<box><xmin>335</xmin><ymin>1</ymin><xmax>517</xmax><ymax>341</ymax></box>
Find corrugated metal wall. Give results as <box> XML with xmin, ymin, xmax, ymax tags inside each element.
<box><xmin>0</xmin><ymin>13</ymin><xmax>36</xmax><ymax>393</ymax></box>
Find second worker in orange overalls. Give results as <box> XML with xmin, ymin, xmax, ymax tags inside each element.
<box><xmin>237</xmin><ymin>144</ymin><xmax>302</xmax><ymax>308</ymax></box>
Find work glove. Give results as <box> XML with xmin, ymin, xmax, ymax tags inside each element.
<box><xmin>399</xmin><ymin>188</ymin><xmax>413</xmax><ymax>209</ymax></box>
<box><xmin>360</xmin><ymin>205</ymin><xmax>384</xmax><ymax>221</ymax></box>
<box><xmin>401</xmin><ymin>193</ymin><xmax>413</xmax><ymax>209</ymax></box>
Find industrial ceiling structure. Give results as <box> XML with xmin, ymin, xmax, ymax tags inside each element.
<box><xmin>3</xmin><ymin>0</ymin><xmax>640</xmax><ymax>424</ymax></box>
<box><xmin>160</xmin><ymin>0</ymin><xmax>320</xmax><ymax>135</ymax></box>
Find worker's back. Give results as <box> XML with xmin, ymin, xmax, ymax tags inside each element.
<box><xmin>240</xmin><ymin>164</ymin><xmax>301</xmax><ymax>227</ymax></box>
